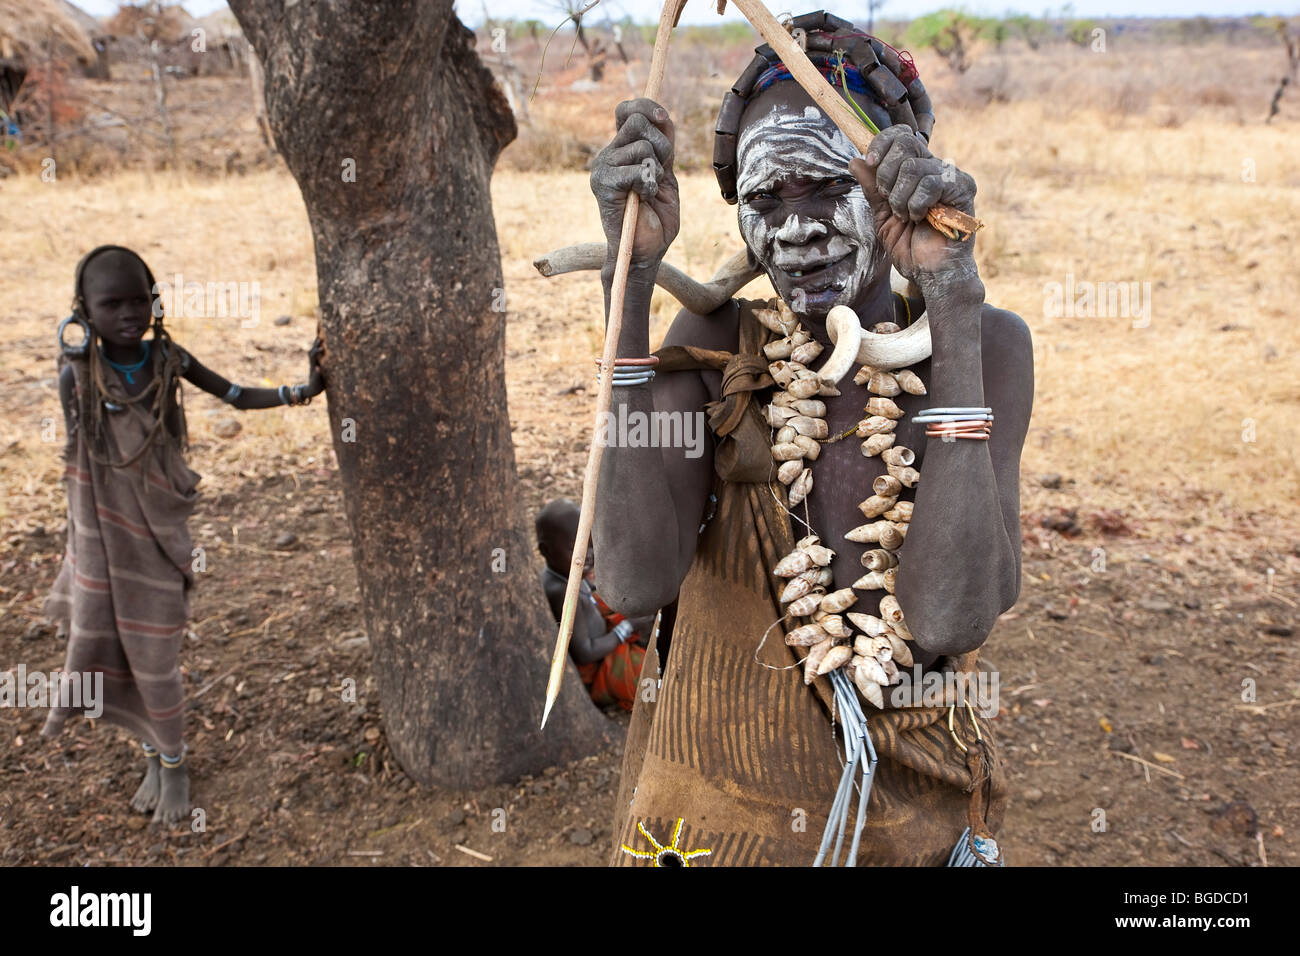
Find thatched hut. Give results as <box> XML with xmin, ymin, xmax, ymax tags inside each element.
<box><xmin>0</xmin><ymin>0</ymin><xmax>104</xmax><ymax>113</ymax></box>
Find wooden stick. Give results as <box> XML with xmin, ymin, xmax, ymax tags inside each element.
<box><xmin>541</xmin><ymin>0</ymin><xmax>688</xmax><ymax>730</ymax></box>
<box><xmin>724</xmin><ymin>0</ymin><xmax>982</xmax><ymax>239</ymax></box>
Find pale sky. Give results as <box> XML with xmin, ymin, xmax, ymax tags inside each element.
<box><xmin>72</xmin><ymin>0</ymin><xmax>1300</xmax><ymax>24</ymax></box>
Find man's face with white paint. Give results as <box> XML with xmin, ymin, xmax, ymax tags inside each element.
<box><xmin>736</xmin><ymin>84</ymin><xmax>884</xmax><ymax>319</ymax></box>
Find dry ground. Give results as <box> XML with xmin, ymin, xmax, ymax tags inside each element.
<box><xmin>1</xmin><ymin>39</ymin><xmax>1298</xmax><ymax>866</ymax></box>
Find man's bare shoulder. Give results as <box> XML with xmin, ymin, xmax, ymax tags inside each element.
<box><xmin>659</xmin><ymin>298</ymin><xmax>746</xmax><ymax>353</ymax></box>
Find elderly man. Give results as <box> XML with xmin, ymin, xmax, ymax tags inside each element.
<box><xmin>588</xmin><ymin>12</ymin><xmax>1032</xmax><ymax>866</ymax></box>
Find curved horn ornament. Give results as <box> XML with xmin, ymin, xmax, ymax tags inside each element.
<box><xmin>533</xmin><ymin>243</ymin><xmax>759</xmax><ymax>316</ymax></box>
<box><xmin>533</xmin><ymin>245</ymin><xmax>932</xmax><ymax>368</ymax></box>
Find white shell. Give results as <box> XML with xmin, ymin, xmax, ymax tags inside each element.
<box><xmin>819</xmin><ymin>615</ymin><xmax>851</xmax><ymax>638</ymax></box>
<box><xmin>816</xmin><ymin>645</ymin><xmax>853</xmax><ymax>676</ymax></box>
<box><xmin>785</xmin><ymin>623</ymin><xmax>828</xmax><ymax>647</ymax></box>
<box><xmin>819</xmin><ymin>588</ymin><xmax>858</xmax><ymax>614</ymax></box>
<box><xmin>777</xmin><ymin>459</ymin><xmax>803</xmax><ymax>485</ymax></box>
<box><xmin>856</xmin><ymin>415</ymin><xmax>897</xmax><ymax>437</ymax></box>
<box><xmin>786</xmin><ymin>591</ymin><xmax>825</xmax><ymax>618</ymax></box>
<box><xmin>780</xmin><ymin>576</ymin><xmax>813</xmax><ymax>604</ymax></box>
<box><xmin>771</xmin><ymin>442</ymin><xmax>804</xmax><ymax>461</ymax></box>
<box><xmin>881</xmin><ymin>446</ymin><xmax>915</xmax><ymax>467</ymax></box>
<box><xmin>787</xmin><ymin>378</ymin><xmax>821</xmax><ymax>399</ymax></box>
<box><xmin>866</xmin><ymin>397</ymin><xmax>903</xmax><ymax>419</ymax></box>
<box><xmin>852</xmin><ymin>571</ymin><xmax>887</xmax><ymax>591</ymax></box>
<box><xmin>861</xmin><ymin>433</ymin><xmax>896</xmax><ymax>457</ymax></box>
<box><xmin>858</xmin><ymin>495</ymin><xmax>898</xmax><ymax>519</ymax></box>
<box><xmin>774</xmin><ymin>550</ymin><xmax>813</xmax><ymax>577</ymax></box>
<box><xmin>789</xmin><ymin>416</ymin><xmax>828</xmax><ymax>440</ymax></box>
<box><xmin>887</xmin><ymin>631</ymin><xmax>913</xmax><ymax>666</ymax></box>
<box><xmin>895</xmin><ymin>369</ymin><xmax>926</xmax><ymax>395</ymax></box>
<box><xmin>803</xmin><ymin>544</ymin><xmax>835</xmax><ymax>566</ymax></box>
<box><xmin>788</xmin><ymin>467</ymin><xmax>813</xmax><ymax>507</ymax></box>
<box><xmin>847</xmin><ymin>612</ymin><xmax>890</xmax><ymax>637</ymax></box>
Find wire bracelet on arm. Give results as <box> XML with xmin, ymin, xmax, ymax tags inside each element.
<box><xmin>912</xmin><ymin>406</ymin><xmax>993</xmax><ymax>441</ymax></box>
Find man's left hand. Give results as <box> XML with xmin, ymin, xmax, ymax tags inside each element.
<box><xmin>848</xmin><ymin>125</ymin><xmax>980</xmax><ymax>295</ymax></box>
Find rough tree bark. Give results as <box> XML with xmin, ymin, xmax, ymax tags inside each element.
<box><xmin>227</xmin><ymin>0</ymin><xmax>613</xmax><ymax>786</ymax></box>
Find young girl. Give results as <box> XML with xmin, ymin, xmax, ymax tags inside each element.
<box><xmin>42</xmin><ymin>244</ymin><xmax>325</xmax><ymax>826</ymax></box>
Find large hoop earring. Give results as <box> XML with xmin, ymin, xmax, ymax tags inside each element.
<box><xmin>58</xmin><ymin>314</ymin><xmax>92</xmax><ymax>358</ymax></box>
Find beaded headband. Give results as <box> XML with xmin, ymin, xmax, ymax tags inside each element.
<box><xmin>713</xmin><ymin>9</ymin><xmax>935</xmax><ymax>205</ymax></box>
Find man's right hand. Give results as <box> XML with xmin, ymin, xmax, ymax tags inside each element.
<box><xmin>590</xmin><ymin>98</ymin><xmax>680</xmax><ymax>272</ymax></box>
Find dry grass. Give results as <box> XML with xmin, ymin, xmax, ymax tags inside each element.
<box><xmin>2</xmin><ymin>40</ymin><xmax>1299</xmax><ymax>542</ymax></box>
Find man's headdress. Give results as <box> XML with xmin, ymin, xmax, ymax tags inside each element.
<box><xmin>713</xmin><ymin>9</ymin><xmax>934</xmax><ymax>204</ymax></box>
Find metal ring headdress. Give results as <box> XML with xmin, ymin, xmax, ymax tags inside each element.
<box><xmin>713</xmin><ymin>9</ymin><xmax>935</xmax><ymax>204</ymax></box>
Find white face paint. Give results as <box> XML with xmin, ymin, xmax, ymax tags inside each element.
<box><xmin>736</xmin><ymin>104</ymin><xmax>880</xmax><ymax>316</ymax></box>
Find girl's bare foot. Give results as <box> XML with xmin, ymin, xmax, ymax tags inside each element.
<box><xmin>129</xmin><ymin>754</ymin><xmax>161</xmax><ymax>813</ymax></box>
<box><xmin>152</xmin><ymin>762</ymin><xmax>190</xmax><ymax>826</ymax></box>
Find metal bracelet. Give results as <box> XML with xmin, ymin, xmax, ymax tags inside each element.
<box><xmin>598</xmin><ymin>370</ymin><xmax>656</xmax><ymax>387</ymax></box>
<box><xmin>913</xmin><ymin>413</ymin><xmax>994</xmax><ymax>424</ymax></box>
<box><xmin>222</xmin><ymin>384</ymin><xmax>243</xmax><ymax>405</ymax></box>
<box><xmin>279</xmin><ymin>384</ymin><xmax>292</xmax><ymax>406</ymax></box>
<box><xmin>915</xmin><ymin>406</ymin><xmax>992</xmax><ymax>416</ymax></box>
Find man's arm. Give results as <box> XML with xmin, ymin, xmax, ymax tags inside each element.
<box><xmin>591</xmin><ymin>296</ymin><xmax>722</xmax><ymax>618</ymax></box>
<box><xmin>895</xmin><ymin>302</ymin><xmax>1033</xmax><ymax>655</ymax></box>
<box><xmin>587</xmin><ymin>97</ymin><xmax>717</xmax><ymax>618</ymax></box>
<box><xmin>849</xmin><ymin>127</ymin><xmax>1033</xmax><ymax>656</ymax></box>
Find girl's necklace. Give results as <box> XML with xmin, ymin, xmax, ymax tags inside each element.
<box><xmin>100</xmin><ymin>340</ymin><xmax>151</xmax><ymax>385</ymax></box>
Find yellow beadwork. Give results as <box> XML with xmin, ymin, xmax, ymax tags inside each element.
<box><xmin>620</xmin><ymin>818</ymin><xmax>713</xmax><ymax>867</ymax></box>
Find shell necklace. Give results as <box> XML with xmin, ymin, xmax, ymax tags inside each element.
<box><xmin>757</xmin><ymin>296</ymin><xmax>926</xmax><ymax>709</ymax></box>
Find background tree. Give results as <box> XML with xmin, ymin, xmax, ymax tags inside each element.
<box><xmin>226</xmin><ymin>0</ymin><xmax>613</xmax><ymax>787</ymax></box>
<box><xmin>905</xmin><ymin>9</ymin><xmax>982</xmax><ymax>73</ymax></box>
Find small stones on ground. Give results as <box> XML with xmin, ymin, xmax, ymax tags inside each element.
<box><xmin>306</xmin><ymin>687</ymin><xmax>324</xmax><ymax>704</ymax></box>
<box><xmin>1038</xmin><ymin>473</ymin><xmax>1063</xmax><ymax>489</ymax></box>
<box><xmin>1138</xmin><ymin>599</ymin><xmax>1175</xmax><ymax>613</ymax></box>
<box><xmin>1263</xmin><ymin>624</ymin><xmax>1293</xmax><ymax>637</ymax></box>
<box><xmin>1209</xmin><ymin>800</ymin><xmax>1258</xmax><ymax>838</ymax></box>
<box><xmin>274</xmin><ymin>531</ymin><xmax>299</xmax><ymax>549</ymax></box>
<box><xmin>274</xmin><ymin>315</ymin><xmax>292</xmax><ymax>326</ymax></box>
<box><xmin>212</xmin><ymin>418</ymin><xmax>242</xmax><ymax>439</ymax></box>
<box><xmin>447</xmin><ymin>808</ymin><xmax>467</xmax><ymax>827</ymax></box>
<box><xmin>569</xmin><ymin>827</ymin><xmax>593</xmax><ymax>846</ymax></box>
<box><xmin>1022</xmin><ymin>787</ymin><xmax>1045</xmax><ymax>805</ymax></box>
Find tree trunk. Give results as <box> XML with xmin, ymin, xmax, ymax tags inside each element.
<box><xmin>227</xmin><ymin>0</ymin><xmax>613</xmax><ymax>786</ymax></box>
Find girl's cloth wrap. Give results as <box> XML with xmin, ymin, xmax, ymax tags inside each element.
<box><xmin>43</xmin><ymin>348</ymin><xmax>199</xmax><ymax>755</ymax></box>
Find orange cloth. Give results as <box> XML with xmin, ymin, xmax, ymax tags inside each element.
<box><xmin>577</xmin><ymin>590</ymin><xmax>646</xmax><ymax>712</ymax></box>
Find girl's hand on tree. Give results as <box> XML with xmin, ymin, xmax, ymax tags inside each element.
<box><xmin>307</xmin><ymin>336</ymin><xmax>326</xmax><ymax>395</ymax></box>
<box><xmin>848</xmin><ymin>125</ymin><xmax>981</xmax><ymax>300</ymax></box>
<box><xmin>590</xmin><ymin>98</ymin><xmax>680</xmax><ymax>272</ymax></box>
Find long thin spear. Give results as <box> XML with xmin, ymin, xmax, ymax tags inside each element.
<box><xmin>540</xmin><ymin>0</ymin><xmax>689</xmax><ymax>730</ymax></box>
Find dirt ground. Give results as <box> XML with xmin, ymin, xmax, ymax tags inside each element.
<box><xmin>2</xmin><ymin>34</ymin><xmax>1299</xmax><ymax>866</ymax></box>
